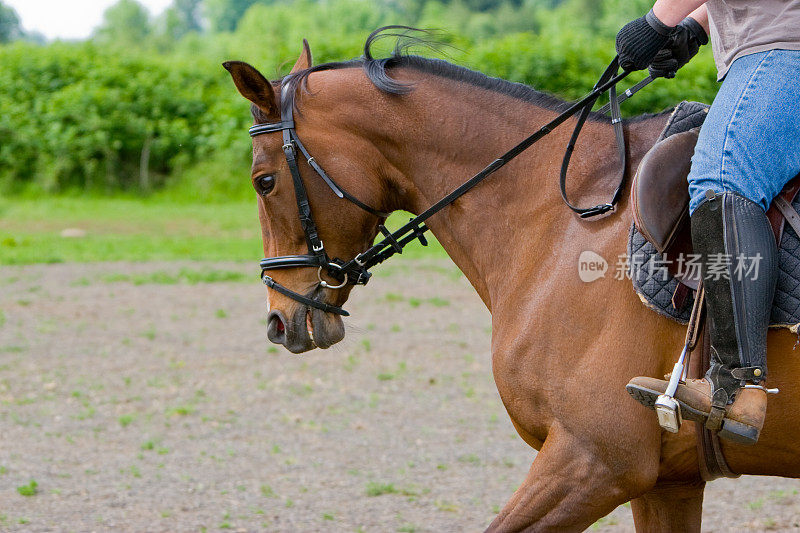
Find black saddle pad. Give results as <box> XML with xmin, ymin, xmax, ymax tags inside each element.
<box><xmin>629</xmin><ymin>102</ymin><xmax>800</xmax><ymax>330</ymax></box>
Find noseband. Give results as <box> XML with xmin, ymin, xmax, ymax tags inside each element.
<box><xmin>251</xmin><ymin>59</ymin><xmax>646</xmax><ymax>317</ymax></box>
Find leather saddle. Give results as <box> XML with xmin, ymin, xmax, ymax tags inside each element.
<box><xmin>631</xmin><ymin>127</ymin><xmax>800</xmax><ymax>292</ymax></box>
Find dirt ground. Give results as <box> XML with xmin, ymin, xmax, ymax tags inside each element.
<box><xmin>1</xmin><ymin>259</ymin><xmax>799</xmax><ymax>532</ymax></box>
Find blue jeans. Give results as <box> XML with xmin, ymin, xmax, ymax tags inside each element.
<box><xmin>688</xmin><ymin>49</ymin><xmax>800</xmax><ymax>214</ymax></box>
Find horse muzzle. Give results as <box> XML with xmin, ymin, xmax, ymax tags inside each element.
<box><xmin>266</xmin><ymin>293</ymin><xmax>345</xmax><ymax>353</ymax></box>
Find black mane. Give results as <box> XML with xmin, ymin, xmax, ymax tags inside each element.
<box><xmin>254</xmin><ymin>26</ymin><xmax>667</xmax><ymax>123</ymax></box>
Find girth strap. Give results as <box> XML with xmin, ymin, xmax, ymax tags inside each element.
<box><xmin>692</xmin><ymin>324</ymin><xmax>740</xmax><ymax>480</ymax></box>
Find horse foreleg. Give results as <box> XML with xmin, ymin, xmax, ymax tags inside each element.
<box><xmin>630</xmin><ymin>481</ymin><xmax>705</xmax><ymax>533</ymax></box>
<box><xmin>486</xmin><ymin>427</ymin><xmax>658</xmax><ymax>533</ymax></box>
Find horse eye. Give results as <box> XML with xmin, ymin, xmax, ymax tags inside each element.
<box><xmin>256</xmin><ymin>175</ymin><xmax>275</xmax><ymax>195</ymax></box>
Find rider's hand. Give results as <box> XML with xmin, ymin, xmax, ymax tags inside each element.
<box><xmin>616</xmin><ymin>9</ymin><xmax>674</xmax><ymax>72</ymax></box>
<box><xmin>648</xmin><ymin>17</ymin><xmax>709</xmax><ymax>78</ymax></box>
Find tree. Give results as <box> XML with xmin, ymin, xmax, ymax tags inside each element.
<box><xmin>0</xmin><ymin>1</ymin><xmax>23</xmax><ymax>43</ymax></box>
<box><xmin>204</xmin><ymin>0</ymin><xmax>260</xmax><ymax>33</ymax></box>
<box><xmin>460</xmin><ymin>0</ymin><xmax>524</xmax><ymax>9</ymax></box>
<box><xmin>162</xmin><ymin>0</ymin><xmax>203</xmax><ymax>40</ymax></box>
<box><xmin>94</xmin><ymin>0</ymin><xmax>151</xmax><ymax>47</ymax></box>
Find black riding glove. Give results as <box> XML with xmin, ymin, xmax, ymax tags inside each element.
<box><xmin>648</xmin><ymin>17</ymin><xmax>709</xmax><ymax>78</ymax></box>
<box><xmin>616</xmin><ymin>9</ymin><xmax>673</xmax><ymax>72</ymax></box>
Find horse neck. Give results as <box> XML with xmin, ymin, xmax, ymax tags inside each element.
<box><xmin>366</xmin><ymin>74</ymin><xmax>667</xmax><ymax>312</ymax></box>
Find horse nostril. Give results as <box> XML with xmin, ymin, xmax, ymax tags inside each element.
<box><xmin>267</xmin><ymin>310</ymin><xmax>287</xmax><ymax>344</ymax></box>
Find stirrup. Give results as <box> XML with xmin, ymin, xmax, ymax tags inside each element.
<box><xmin>743</xmin><ymin>384</ymin><xmax>780</xmax><ymax>394</ymax></box>
<box><xmin>655</xmin><ymin>343</ymin><xmax>688</xmax><ymax>433</ymax></box>
<box><xmin>654</xmin><ymin>283</ymin><xmax>706</xmax><ymax>433</ymax></box>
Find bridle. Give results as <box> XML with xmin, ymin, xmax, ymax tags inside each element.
<box><xmin>252</xmin><ymin>85</ymin><xmax>392</xmax><ymax>317</ymax></box>
<box><xmin>251</xmin><ymin>59</ymin><xmax>651</xmax><ymax>317</ymax></box>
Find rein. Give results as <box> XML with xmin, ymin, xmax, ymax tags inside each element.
<box><xmin>251</xmin><ymin>57</ymin><xmax>652</xmax><ymax>316</ymax></box>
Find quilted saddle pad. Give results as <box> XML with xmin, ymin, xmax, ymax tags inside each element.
<box><xmin>629</xmin><ymin>216</ymin><xmax>800</xmax><ymax>330</ymax></box>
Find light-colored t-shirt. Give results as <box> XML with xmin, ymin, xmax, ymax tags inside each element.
<box><xmin>706</xmin><ymin>0</ymin><xmax>800</xmax><ymax>79</ymax></box>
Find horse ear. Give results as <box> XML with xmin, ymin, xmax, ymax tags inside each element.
<box><xmin>223</xmin><ymin>61</ymin><xmax>279</xmax><ymax>118</ymax></box>
<box><xmin>290</xmin><ymin>39</ymin><xmax>313</xmax><ymax>74</ymax></box>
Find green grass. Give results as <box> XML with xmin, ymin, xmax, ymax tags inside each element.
<box><xmin>0</xmin><ymin>198</ymin><xmax>260</xmax><ymax>264</ymax></box>
<box><xmin>103</xmin><ymin>269</ymin><xmax>248</xmax><ymax>285</ymax></box>
<box><xmin>167</xmin><ymin>405</ymin><xmax>195</xmax><ymax>417</ymax></box>
<box><xmin>0</xmin><ymin>197</ymin><xmax>446</xmax><ymax>264</ymax></box>
<box><xmin>365</xmin><ymin>482</ymin><xmax>399</xmax><ymax>497</ymax></box>
<box><xmin>16</xmin><ymin>480</ymin><xmax>38</xmax><ymax>496</ymax></box>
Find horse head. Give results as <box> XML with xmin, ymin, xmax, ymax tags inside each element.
<box><xmin>224</xmin><ymin>41</ymin><xmax>392</xmax><ymax>353</ymax></box>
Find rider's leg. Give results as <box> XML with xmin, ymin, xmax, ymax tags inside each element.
<box><xmin>627</xmin><ymin>49</ymin><xmax>800</xmax><ymax>445</ymax></box>
<box><xmin>628</xmin><ymin>190</ymin><xmax>778</xmax><ymax>444</ymax></box>
<box><xmin>691</xmin><ymin>190</ymin><xmax>776</xmax><ymax>441</ymax></box>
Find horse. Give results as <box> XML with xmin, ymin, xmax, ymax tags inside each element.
<box><xmin>223</xmin><ymin>28</ymin><xmax>800</xmax><ymax>532</ymax></box>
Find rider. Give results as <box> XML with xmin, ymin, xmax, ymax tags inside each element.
<box><xmin>617</xmin><ymin>0</ymin><xmax>800</xmax><ymax>445</ymax></box>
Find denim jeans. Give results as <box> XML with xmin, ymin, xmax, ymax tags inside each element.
<box><xmin>688</xmin><ymin>49</ymin><xmax>800</xmax><ymax>214</ymax></box>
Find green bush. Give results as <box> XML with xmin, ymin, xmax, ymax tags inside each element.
<box><xmin>0</xmin><ymin>0</ymin><xmax>722</xmax><ymax>199</ymax></box>
<box><xmin>0</xmin><ymin>42</ymin><xmax>247</xmax><ymax>195</ymax></box>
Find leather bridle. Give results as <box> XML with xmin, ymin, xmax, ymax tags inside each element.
<box><xmin>252</xmin><ymin>86</ymin><xmax>392</xmax><ymax>317</ymax></box>
<box><xmin>251</xmin><ymin>59</ymin><xmax>651</xmax><ymax>317</ymax></box>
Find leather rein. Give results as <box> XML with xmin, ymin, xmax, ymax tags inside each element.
<box><xmin>252</xmin><ymin>58</ymin><xmax>652</xmax><ymax>316</ymax></box>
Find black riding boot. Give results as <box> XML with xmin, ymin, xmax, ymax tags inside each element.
<box><xmin>627</xmin><ymin>190</ymin><xmax>778</xmax><ymax>445</ymax></box>
<box><xmin>692</xmin><ymin>190</ymin><xmax>778</xmax><ymax>442</ymax></box>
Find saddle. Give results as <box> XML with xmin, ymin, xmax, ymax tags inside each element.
<box><xmin>629</xmin><ymin>101</ymin><xmax>800</xmax><ymax>482</ymax></box>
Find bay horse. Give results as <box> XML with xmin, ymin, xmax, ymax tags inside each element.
<box><xmin>224</xmin><ymin>29</ymin><xmax>800</xmax><ymax>532</ymax></box>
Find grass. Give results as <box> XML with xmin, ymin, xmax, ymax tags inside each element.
<box><xmin>748</xmin><ymin>498</ymin><xmax>765</xmax><ymax>510</ymax></box>
<box><xmin>102</xmin><ymin>269</ymin><xmax>249</xmax><ymax>285</ymax></box>
<box><xmin>458</xmin><ymin>453</ymin><xmax>481</xmax><ymax>465</ymax></box>
<box><xmin>0</xmin><ymin>197</ymin><xmax>446</xmax><ymax>265</ymax></box>
<box><xmin>16</xmin><ymin>480</ymin><xmax>38</xmax><ymax>496</ymax></box>
<box><xmin>366</xmin><ymin>482</ymin><xmax>399</xmax><ymax>497</ymax></box>
<box><xmin>0</xmin><ymin>198</ymin><xmax>260</xmax><ymax>264</ymax></box>
<box><xmin>167</xmin><ymin>405</ymin><xmax>195</xmax><ymax>417</ymax></box>
<box><xmin>591</xmin><ymin>516</ymin><xmax>619</xmax><ymax>529</ymax></box>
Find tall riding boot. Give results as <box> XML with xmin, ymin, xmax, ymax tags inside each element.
<box><xmin>627</xmin><ymin>190</ymin><xmax>778</xmax><ymax>445</ymax></box>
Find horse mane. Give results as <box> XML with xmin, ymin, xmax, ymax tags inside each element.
<box><xmin>252</xmin><ymin>26</ymin><xmax>669</xmax><ymax>124</ymax></box>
